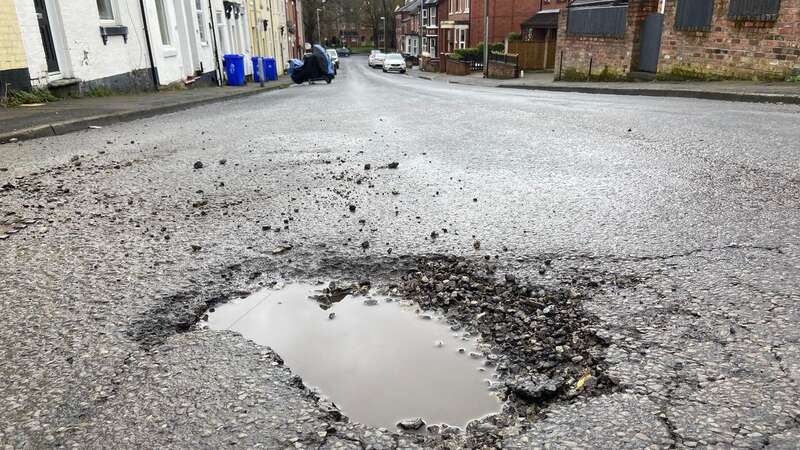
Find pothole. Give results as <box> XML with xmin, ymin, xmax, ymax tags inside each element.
<box><xmin>203</xmin><ymin>283</ymin><xmax>502</xmax><ymax>431</ymax></box>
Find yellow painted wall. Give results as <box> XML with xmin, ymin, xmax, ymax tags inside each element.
<box><xmin>0</xmin><ymin>0</ymin><xmax>28</xmax><ymax>71</ymax></box>
<box><xmin>246</xmin><ymin>0</ymin><xmax>287</xmax><ymax>75</ymax></box>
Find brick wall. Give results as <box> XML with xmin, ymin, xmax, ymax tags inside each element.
<box><xmin>487</xmin><ymin>60</ymin><xmax>517</xmax><ymax>78</ymax></box>
<box><xmin>468</xmin><ymin>0</ymin><xmax>540</xmax><ymax>46</ymax></box>
<box><xmin>659</xmin><ymin>0</ymin><xmax>800</xmax><ymax>80</ymax></box>
<box><xmin>0</xmin><ymin>0</ymin><xmax>27</xmax><ymax>71</ymax></box>
<box><xmin>554</xmin><ymin>0</ymin><xmax>658</xmax><ymax>79</ymax></box>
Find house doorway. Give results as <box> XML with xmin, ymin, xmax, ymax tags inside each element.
<box><xmin>33</xmin><ymin>0</ymin><xmax>59</xmax><ymax>73</ymax></box>
<box><xmin>638</xmin><ymin>12</ymin><xmax>664</xmax><ymax>73</ymax></box>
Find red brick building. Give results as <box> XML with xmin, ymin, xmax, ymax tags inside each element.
<box><xmin>554</xmin><ymin>0</ymin><xmax>657</xmax><ymax>79</ymax></box>
<box><xmin>395</xmin><ymin>0</ymin><xmax>421</xmax><ymax>55</ymax></box>
<box><xmin>555</xmin><ymin>0</ymin><xmax>800</xmax><ymax>80</ymax></box>
<box><xmin>468</xmin><ymin>0</ymin><xmax>544</xmax><ymax>46</ymax></box>
<box><xmin>659</xmin><ymin>0</ymin><xmax>800</xmax><ymax>80</ymax></box>
<box><xmin>439</xmin><ymin>0</ymin><xmax>471</xmax><ymax>52</ymax></box>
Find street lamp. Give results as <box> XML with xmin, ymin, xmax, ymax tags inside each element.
<box><xmin>316</xmin><ymin>0</ymin><xmax>326</xmax><ymax>45</ymax></box>
<box><xmin>316</xmin><ymin>8</ymin><xmax>322</xmax><ymax>44</ymax></box>
<box><xmin>380</xmin><ymin>16</ymin><xmax>386</xmax><ymax>52</ymax></box>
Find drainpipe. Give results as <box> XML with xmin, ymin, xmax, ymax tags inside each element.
<box><xmin>208</xmin><ymin>0</ymin><xmax>223</xmax><ymax>86</ymax></box>
<box><xmin>138</xmin><ymin>0</ymin><xmax>160</xmax><ymax>90</ymax></box>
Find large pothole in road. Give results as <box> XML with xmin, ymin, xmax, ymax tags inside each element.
<box><xmin>204</xmin><ymin>283</ymin><xmax>502</xmax><ymax>431</ymax></box>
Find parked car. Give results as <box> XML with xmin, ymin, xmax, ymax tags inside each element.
<box><xmin>402</xmin><ymin>53</ymin><xmax>419</xmax><ymax>67</ymax></box>
<box><xmin>326</xmin><ymin>49</ymin><xmax>340</xmax><ymax>69</ymax></box>
<box><xmin>368</xmin><ymin>51</ymin><xmax>385</xmax><ymax>68</ymax></box>
<box><xmin>382</xmin><ymin>53</ymin><xmax>406</xmax><ymax>73</ymax></box>
<box><xmin>337</xmin><ymin>47</ymin><xmax>351</xmax><ymax>57</ymax></box>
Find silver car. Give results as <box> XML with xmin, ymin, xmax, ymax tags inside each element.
<box><xmin>368</xmin><ymin>51</ymin><xmax>385</xmax><ymax>68</ymax></box>
<box><xmin>382</xmin><ymin>53</ymin><xmax>406</xmax><ymax>73</ymax></box>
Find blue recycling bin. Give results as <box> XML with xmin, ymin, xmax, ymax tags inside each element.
<box><xmin>263</xmin><ymin>57</ymin><xmax>278</xmax><ymax>81</ymax></box>
<box><xmin>223</xmin><ymin>54</ymin><xmax>245</xmax><ymax>86</ymax></box>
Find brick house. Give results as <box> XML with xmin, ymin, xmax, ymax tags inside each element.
<box><xmin>435</xmin><ymin>0</ymin><xmax>450</xmax><ymax>56</ymax></box>
<box><xmin>555</xmin><ymin>0</ymin><xmax>800</xmax><ymax>80</ymax></box>
<box><xmin>395</xmin><ymin>0</ymin><xmax>421</xmax><ymax>55</ymax></box>
<box><xmin>440</xmin><ymin>0</ymin><xmax>471</xmax><ymax>51</ymax></box>
<box><xmin>554</xmin><ymin>0</ymin><xmax>656</xmax><ymax>79</ymax></box>
<box><xmin>422</xmin><ymin>0</ymin><xmax>440</xmax><ymax>56</ymax></box>
<box><xmin>659</xmin><ymin>0</ymin><xmax>800</xmax><ymax>80</ymax></box>
<box><xmin>468</xmin><ymin>0</ymin><xmax>543</xmax><ymax>46</ymax></box>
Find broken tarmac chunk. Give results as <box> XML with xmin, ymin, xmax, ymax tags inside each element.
<box><xmin>507</xmin><ymin>374</ymin><xmax>565</xmax><ymax>403</ymax></box>
<box><xmin>193</xmin><ymin>161</ymin><xmax>204</xmax><ymax>169</ymax></box>
<box><xmin>387</xmin><ymin>162</ymin><xmax>399</xmax><ymax>169</ymax></box>
<box><xmin>397</xmin><ymin>417</ymin><xmax>425</xmax><ymax>431</ymax></box>
<box><xmin>272</xmin><ymin>245</ymin><xmax>293</xmax><ymax>254</ymax></box>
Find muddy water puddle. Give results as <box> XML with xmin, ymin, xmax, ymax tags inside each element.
<box><xmin>205</xmin><ymin>283</ymin><xmax>501</xmax><ymax>430</ymax></box>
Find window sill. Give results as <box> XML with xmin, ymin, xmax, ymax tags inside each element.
<box><xmin>163</xmin><ymin>47</ymin><xmax>178</xmax><ymax>58</ymax></box>
<box><xmin>99</xmin><ymin>25</ymin><xmax>129</xmax><ymax>45</ymax></box>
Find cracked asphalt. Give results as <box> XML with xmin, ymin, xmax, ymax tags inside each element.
<box><xmin>1</xmin><ymin>56</ymin><xmax>799</xmax><ymax>449</ymax></box>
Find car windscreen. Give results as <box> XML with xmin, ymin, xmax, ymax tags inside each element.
<box><xmin>385</xmin><ymin>54</ymin><xmax>403</xmax><ymax>61</ymax></box>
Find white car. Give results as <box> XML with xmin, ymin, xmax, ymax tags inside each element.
<box><xmin>382</xmin><ymin>53</ymin><xmax>406</xmax><ymax>73</ymax></box>
<box><xmin>368</xmin><ymin>51</ymin><xmax>385</xmax><ymax>68</ymax></box>
<box><xmin>326</xmin><ymin>49</ymin><xmax>339</xmax><ymax>69</ymax></box>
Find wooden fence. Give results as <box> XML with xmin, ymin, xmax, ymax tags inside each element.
<box><xmin>508</xmin><ymin>41</ymin><xmax>557</xmax><ymax>71</ymax></box>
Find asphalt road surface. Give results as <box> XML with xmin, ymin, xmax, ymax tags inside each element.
<box><xmin>1</xmin><ymin>56</ymin><xmax>799</xmax><ymax>449</ymax></box>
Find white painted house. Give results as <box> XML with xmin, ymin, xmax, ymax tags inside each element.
<box><xmin>141</xmin><ymin>0</ymin><xmax>219</xmax><ymax>85</ymax></box>
<box><xmin>14</xmin><ymin>0</ymin><xmax>222</xmax><ymax>93</ymax></box>
<box><xmin>15</xmin><ymin>0</ymin><xmax>152</xmax><ymax>91</ymax></box>
<box><xmin>210</xmin><ymin>0</ymin><xmax>254</xmax><ymax>78</ymax></box>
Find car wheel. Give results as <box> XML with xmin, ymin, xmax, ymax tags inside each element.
<box><xmin>325</xmin><ymin>76</ymin><xmax>332</xmax><ymax>84</ymax></box>
<box><xmin>382</xmin><ymin>68</ymin><xmax>387</xmax><ymax>72</ymax></box>
<box><xmin>401</xmin><ymin>69</ymin><xmax>406</xmax><ymax>74</ymax></box>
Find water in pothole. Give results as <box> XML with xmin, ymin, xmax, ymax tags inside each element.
<box><xmin>205</xmin><ymin>283</ymin><xmax>501</xmax><ymax>430</ymax></box>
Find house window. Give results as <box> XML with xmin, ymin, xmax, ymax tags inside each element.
<box><xmin>675</xmin><ymin>0</ymin><xmax>713</xmax><ymax>31</ymax></box>
<box><xmin>728</xmin><ymin>0</ymin><xmax>781</xmax><ymax>21</ymax></box>
<box><xmin>464</xmin><ymin>0</ymin><xmax>469</xmax><ymax>13</ymax></box>
<box><xmin>155</xmin><ymin>0</ymin><xmax>172</xmax><ymax>45</ymax></box>
<box><xmin>195</xmin><ymin>0</ymin><xmax>208</xmax><ymax>44</ymax></box>
<box><xmin>430</xmin><ymin>38</ymin><xmax>436</xmax><ymax>56</ymax></box>
<box><xmin>217</xmin><ymin>10</ymin><xmax>230</xmax><ymax>53</ymax></box>
<box><xmin>566</xmin><ymin>5</ymin><xmax>627</xmax><ymax>38</ymax></box>
<box><xmin>456</xmin><ymin>28</ymin><xmax>466</xmax><ymax>49</ymax></box>
<box><xmin>96</xmin><ymin>0</ymin><xmax>115</xmax><ymax>21</ymax></box>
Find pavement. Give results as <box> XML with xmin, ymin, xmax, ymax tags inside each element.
<box><xmin>0</xmin><ymin>78</ymin><xmax>291</xmax><ymax>144</ymax></box>
<box><xmin>1</xmin><ymin>55</ymin><xmax>799</xmax><ymax>449</ymax></box>
<box><xmin>412</xmin><ymin>68</ymin><xmax>800</xmax><ymax>104</ymax></box>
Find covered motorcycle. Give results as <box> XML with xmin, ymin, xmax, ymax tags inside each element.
<box><xmin>290</xmin><ymin>45</ymin><xmax>335</xmax><ymax>84</ymax></box>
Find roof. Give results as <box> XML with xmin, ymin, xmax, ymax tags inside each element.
<box><xmin>396</xmin><ymin>0</ymin><xmax>421</xmax><ymax>13</ymax></box>
<box><xmin>423</xmin><ymin>0</ymin><xmax>439</xmax><ymax>6</ymax></box>
<box><xmin>522</xmin><ymin>9</ymin><xmax>560</xmax><ymax>28</ymax></box>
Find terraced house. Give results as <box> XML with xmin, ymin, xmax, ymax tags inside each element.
<box><xmin>2</xmin><ymin>0</ymin><xmax>304</xmax><ymax>95</ymax></box>
<box><xmin>555</xmin><ymin>0</ymin><xmax>800</xmax><ymax>80</ymax></box>
<box><xmin>0</xmin><ymin>0</ymin><xmax>30</xmax><ymax>92</ymax></box>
